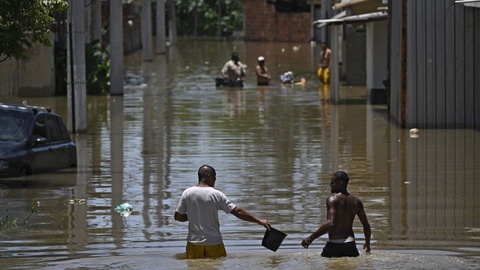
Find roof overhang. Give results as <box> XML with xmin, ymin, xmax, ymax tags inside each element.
<box><xmin>313</xmin><ymin>10</ymin><xmax>347</xmax><ymax>29</ymax></box>
<box><xmin>313</xmin><ymin>11</ymin><xmax>387</xmax><ymax>28</ymax></box>
<box><xmin>455</xmin><ymin>0</ymin><xmax>480</xmax><ymax>7</ymax></box>
<box><xmin>332</xmin><ymin>0</ymin><xmax>387</xmax><ymax>14</ymax></box>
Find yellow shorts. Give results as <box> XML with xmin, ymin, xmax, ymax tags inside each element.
<box><xmin>186</xmin><ymin>242</ymin><xmax>227</xmax><ymax>259</ymax></box>
<box><xmin>318</xmin><ymin>67</ymin><xmax>330</xmax><ymax>84</ymax></box>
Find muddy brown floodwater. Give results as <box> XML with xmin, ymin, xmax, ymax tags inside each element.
<box><xmin>0</xmin><ymin>39</ymin><xmax>479</xmax><ymax>269</ymax></box>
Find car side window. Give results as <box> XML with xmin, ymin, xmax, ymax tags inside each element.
<box><xmin>46</xmin><ymin>115</ymin><xmax>62</xmax><ymax>143</ymax></box>
<box><xmin>0</xmin><ymin>115</ymin><xmax>16</xmax><ymax>140</ymax></box>
<box><xmin>56</xmin><ymin>116</ymin><xmax>70</xmax><ymax>141</ymax></box>
<box><xmin>32</xmin><ymin>115</ymin><xmax>49</xmax><ymax>144</ymax></box>
<box><xmin>57</xmin><ymin>117</ymin><xmax>71</xmax><ymax>141</ymax></box>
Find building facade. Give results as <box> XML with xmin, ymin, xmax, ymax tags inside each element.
<box><xmin>243</xmin><ymin>0</ymin><xmax>311</xmax><ymax>43</ymax></box>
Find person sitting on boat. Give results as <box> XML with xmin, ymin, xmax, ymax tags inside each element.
<box><xmin>221</xmin><ymin>52</ymin><xmax>246</xmax><ymax>87</ymax></box>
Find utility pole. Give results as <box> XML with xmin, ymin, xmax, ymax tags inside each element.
<box><xmin>141</xmin><ymin>0</ymin><xmax>153</xmax><ymax>61</ymax></box>
<box><xmin>156</xmin><ymin>0</ymin><xmax>166</xmax><ymax>54</ymax></box>
<box><xmin>110</xmin><ymin>0</ymin><xmax>124</xmax><ymax>95</ymax></box>
<box><xmin>92</xmin><ymin>0</ymin><xmax>102</xmax><ymax>42</ymax></box>
<box><xmin>67</xmin><ymin>0</ymin><xmax>87</xmax><ymax>133</ymax></box>
<box><xmin>217</xmin><ymin>0</ymin><xmax>222</xmax><ymax>39</ymax></box>
<box><xmin>85</xmin><ymin>0</ymin><xmax>102</xmax><ymax>43</ymax></box>
<box><xmin>320</xmin><ymin>0</ymin><xmax>332</xmax><ymax>44</ymax></box>
<box><xmin>167</xmin><ymin>0</ymin><xmax>177</xmax><ymax>46</ymax></box>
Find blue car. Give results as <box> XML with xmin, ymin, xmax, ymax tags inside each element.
<box><xmin>0</xmin><ymin>103</ymin><xmax>77</xmax><ymax>177</ymax></box>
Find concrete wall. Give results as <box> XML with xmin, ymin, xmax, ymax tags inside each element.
<box><xmin>366</xmin><ymin>20</ymin><xmax>387</xmax><ymax>90</ymax></box>
<box><xmin>244</xmin><ymin>0</ymin><xmax>311</xmax><ymax>43</ymax></box>
<box><xmin>366</xmin><ymin>20</ymin><xmax>388</xmax><ymax>103</ymax></box>
<box><xmin>0</xmin><ymin>42</ymin><xmax>54</xmax><ymax>98</ymax></box>
<box><xmin>344</xmin><ymin>25</ymin><xmax>366</xmax><ymax>86</ymax></box>
<box><xmin>17</xmin><ymin>42</ymin><xmax>55</xmax><ymax>97</ymax></box>
<box><xmin>0</xmin><ymin>57</ymin><xmax>18</xmax><ymax>98</ymax></box>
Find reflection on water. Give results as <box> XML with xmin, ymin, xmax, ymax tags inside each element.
<box><xmin>0</xmin><ymin>39</ymin><xmax>479</xmax><ymax>269</ymax></box>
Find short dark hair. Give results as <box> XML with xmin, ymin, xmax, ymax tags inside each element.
<box><xmin>333</xmin><ymin>171</ymin><xmax>349</xmax><ymax>183</ymax></box>
<box><xmin>198</xmin><ymin>165</ymin><xmax>216</xmax><ymax>180</ymax></box>
<box><xmin>231</xmin><ymin>52</ymin><xmax>239</xmax><ymax>61</ymax></box>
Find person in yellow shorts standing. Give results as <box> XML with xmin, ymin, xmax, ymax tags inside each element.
<box><xmin>174</xmin><ymin>165</ymin><xmax>270</xmax><ymax>259</ymax></box>
<box><xmin>318</xmin><ymin>42</ymin><xmax>331</xmax><ymax>84</ymax></box>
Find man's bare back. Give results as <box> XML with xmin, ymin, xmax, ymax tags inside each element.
<box><xmin>326</xmin><ymin>192</ymin><xmax>365</xmax><ymax>240</ymax></box>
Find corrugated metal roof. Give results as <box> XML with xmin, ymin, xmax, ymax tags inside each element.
<box><xmin>332</xmin><ymin>0</ymin><xmax>387</xmax><ymax>14</ymax></box>
<box><xmin>455</xmin><ymin>0</ymin><xmax>480</xmax><ymax>7</ymax></box>
<box><xmin>313</xmin><ymin>10</ymin><xmax>346</xmax><ymax>29</ymax></box>
<box><xmin>332</xmin><ymin>0</ymin><xmax>372</xmax><ymax>11</ymax></box>
<box><xmin>313</xmin><ymin>11</ymin><xmax>387</xmax><ymax>28</ymax></box>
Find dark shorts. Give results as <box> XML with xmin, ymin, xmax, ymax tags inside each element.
<box><xmin>227</xmin><ymin>80</ymin><xmax>244</xmax><ymax>87</ymax></box>
<box><xmin>321</xmin><ymin>241</ymin><xmax>359</xmax><ymax>258</ymax></box>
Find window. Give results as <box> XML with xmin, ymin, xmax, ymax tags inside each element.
<box><xmin>267</xmin><ymin>0</ymin><xmax>310</xmax><ymax>13</ymax></box>
<box><xmin>33</xmin><ymin>115</ymin><xmax>49</xmax><ymax>143</ymax></box>
<box><xmin>56</xmin><ymin>117</ymin><xmax>71</xmax><ymax>141</ymax></box>
<box><xmin>46</xmin><ymin>115</ymin><xmax>62</xmax><ymax>143</ymax></box>
<box><xmin>0</xmin><ymin>111</ymin><xmax>29</xmax><ymax>142</ymax></box>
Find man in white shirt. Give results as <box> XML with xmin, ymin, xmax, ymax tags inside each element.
<box><xmin>175</xmin><ymin>165</ymin><xmax>270</xmax><ymax>259</ymax></box>
<box><xmin>221</xmin><ymin>52</ymin><xmax>246</xmax><ymax>87</ymax></box>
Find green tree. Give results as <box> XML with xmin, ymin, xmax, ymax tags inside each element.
<box><xmin>172</xmin><ymin>0</ymin><xmax>243</xmax><ymax>37</ymax></box>
<box><xmin>0</xmin><ymin>0</ymin><xmax>69</xmax><ymax>63</ymax></box>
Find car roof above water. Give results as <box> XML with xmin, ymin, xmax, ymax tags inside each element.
<box><xmin>0</xmin><ymin>103</ymin><xmax>53</xmax><ymax>116</ymax></box>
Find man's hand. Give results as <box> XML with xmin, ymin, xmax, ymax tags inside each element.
<box><xmin>363</xmin><ymin>243</ymin><xmax>371</xmax><ymax>252</ymax></box>
<box><xmin>301</xmin><ymin>236</ymin><xmax>313</xmax><ymax>249</ymax></box>
<box><xmin>258</xmin><ymin>219</ymin><xmax>271</xmax><ymax>231</ymax></box>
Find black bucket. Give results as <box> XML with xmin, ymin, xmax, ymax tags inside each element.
<box><xmin>215</xmin><ymin>77</ymin><xmax>228</xmax><ymax>87</ymax></box>
<box><xmin>261</xmin><ymin>227</ymin><xmax>287</xmax><ymax>252</ymax></box>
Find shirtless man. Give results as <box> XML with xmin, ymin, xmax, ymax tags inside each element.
<box><xmin>301</xmin><ymin>171</ymin><xmax>371</xmax><ymax>257</ymax></box>
<box><xmin>317</xmin><ymin>42</ymin><xmax>331</xmax><ymax>84</ymax></box>
<box><xmin>255</xmin><ymin>56</ymin><xmax>271</xmax><ymax>85</ymax></box>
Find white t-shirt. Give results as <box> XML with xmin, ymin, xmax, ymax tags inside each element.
<box><xmin>176</xmin><ymin>186</ymin><xmax>236</xmax><ymax>245</ymax></box>
<box><xmin>221</xmin><ymin>60</ymin><xmax>245</xmax><ymax>81</ymax></box>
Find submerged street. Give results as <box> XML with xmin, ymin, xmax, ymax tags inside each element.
<box><xmin>0</xmin><ymin>39</ymin><xmax>479</xmax><ymax>269</ymax></box>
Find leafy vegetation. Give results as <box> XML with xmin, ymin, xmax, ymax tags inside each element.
<box><xmin>171</xmin><ymin>0</ymin><xmax>243</xmax><ymax>37</ymax></box>
<box><xmin>55</xmin><ymin>40</ymin><xmax>110</xmax><ymax>95</ymax></box>
<box><xmin>0</xmin><ymin>207</ymin><xmax>37</xmax><ymax>232</ymax></box>
<box><xmin>85</xmin><ymin>40</ymin><xmax>110</xmax><ymax>95</ymax></box>
<box><xmin>0</xmin><ymin>0</ymin><xmax>69</xmax><ymax>63</ymax></box>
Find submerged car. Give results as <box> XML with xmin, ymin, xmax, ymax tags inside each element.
<box><xmin>0</xmin><ymin>103</ymin><xmax>77</xmax><ymax>177</ymax></box>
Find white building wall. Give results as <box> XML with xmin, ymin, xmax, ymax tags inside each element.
<box><xmin>366</xmin><ymin>20</ymin><xmax>388</xmax><ymax>91</ymax></box>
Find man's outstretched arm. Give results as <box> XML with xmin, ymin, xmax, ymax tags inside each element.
<box><xmin>230</xmin><ymin>206</ymin><xmax>270</xmax><ymax>230</ymax></box>
<box><xmin>301</xmin><ymin>197</ymin><xmax>336</xmax><ymax>249</ymax></box>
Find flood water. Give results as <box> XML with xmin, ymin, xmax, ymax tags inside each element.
<box><xmin>1</xmin><ymin>39</ymin><xmax>479</xmax><ymax>269</ymax></box>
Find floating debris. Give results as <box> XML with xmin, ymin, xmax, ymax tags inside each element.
<box><xmin>409</xmin><ymin>128</ymin><xmax>419</xmax><ymax>138</ymax></box>
<box><xmin>68</xmin><ymin>199</ymin><xmax>86</xmax><ymax>205</ymax></box>
<box><xmin>115</xmin><ymin>202</ymin><xmax>133</xmax><ymax>217</ymax></box>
